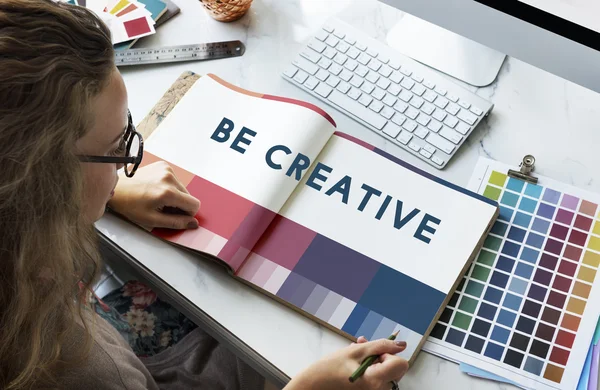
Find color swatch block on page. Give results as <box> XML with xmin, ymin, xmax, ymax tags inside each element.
<box><xmin>426</xmin><ymin>164</ymin><xmax>600</xmax><ymax>390</ymax></box>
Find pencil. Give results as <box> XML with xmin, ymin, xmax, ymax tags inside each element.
<box><xmin>348</xmin><ymin>330</ymin><xmax>400</xmax><ymax>383</ymax></box>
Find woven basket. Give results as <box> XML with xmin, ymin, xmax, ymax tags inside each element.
<box><xmin>199</xmin><ymin>0</ymin><xmax>252</xmax><ymax>22</ymax></box>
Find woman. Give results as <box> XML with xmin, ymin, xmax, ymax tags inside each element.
<box><xmin>0</xmin><ymin>0</ymin><xmax>409</xmax><ymax>389</ymax></box>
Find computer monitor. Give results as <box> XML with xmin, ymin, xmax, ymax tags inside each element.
<box><xmin>380</xmin><ymin>0</ymin><xmax>600</xmax><ymax>93</ymax></box>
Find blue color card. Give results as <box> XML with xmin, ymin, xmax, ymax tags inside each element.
<box><xmin>484</xmin><ymin>342</ymin><xmax>505</xmax><ymax>361</ymax></box>
<box><xmin>496</xmin><ymin>256</ymin><xmax>515</xmax><ymax>273</ymax></box>
<box><xmin>507</xmin><ymin>177</ymin><xmax>525</xmax><ymax>193</ymax></box>
<box><xmin>503</xmin><ymin>293</ymin><xmax>522</xmax><ymax>311</ymax></box>
<box><xmin>491</xmin><ymin>325</ymin><xmax>510</xmax><ymax>344</ymax></box>
<box><xmin>508</xmin><ymin>277</ymin><xmax>528</xmax><ymax>295</ymax></box>
<box><xmin>484</xmin><ymin>287</ymin><xmax>504</xmax><ymax>304</ymax></box>
<box><xmin>478</xmin><ymin>303</ymin><xmax>497</xmax><ymax>321</ymax></box>
<box><xmin>531</xmin><ymin>217</ymin><xmax>550</xmax><ymax>234</ymax></box>
<box><xmin>543</xmin><ymin>188</ymin><xmax>561</xmax><ymax>204</ymax></box>
<box><xmin>472</xmin><ymin>319</ymin><xmax>492</xmax><ymax>337</ymax></box>
<box><xmin>523</xmin><ymin>356</ymin><xmax>544</xmax><ymax>375</ymax></box>
<box><xmin>497</xmin><ymin>309</ymin><xmax>516</xmax><ymax>327</ymax></box>
<box><xmin>519</xmin><ymin>247</ymin><xmax>539</xmax><ymax>264</ymax></box>
<box><xmin>525</xmin><ymin>232</ymin><xmax>545</xmax><ymax>249</ymax></box>
<box><xmin>537</xmin><ymin>203</ymin><xmax>556</xmax><ymax>219</ymax></box>
<box><xmin>513</xmin><ymin>212</ymin><xmax>532</xmax><ymax>228</ymax></box>
<box><xmin>501</xmin><ymin>191</ymin><xmax>519</xmax><ymax>207</ymax></box>
<box><xmin>525</xmin><ymin>183</ymin><xmax>543</xmax><ymax>199</ymax></box>
<box><xmin>507</xmin><ymin>227</ymin><xmax>526</xmax><ymax>242</ymax></box>
<box><xmin>499</xmin><ymin>206</ymin><xmax>514</xmax><ymax>222</ymax></box>
<box><xmin>501</xmin><ymin>241</ymin><xmax>521</xmax><ymax>257</ymax></box>
<box><xmin>446</xmin><ymin>328</ymin><xmax>466</xmax><ymax>347</ymax></box>
<box><xmin>465</xmin><ymin>336</ymin><xmax>485</xmax><ymax>353</ymax></box>
<box><xmin>490</xmin><ymin>271</ymin><xmax>509</xmax><ymax>288</ymax></box>
<box><xmin>518</xmin><ymin>197</ymin><xmax>538</xmax><ymax>213</ymax></box>
<box><xmin>515</xmin><ymin>262</ymin><xmax>534</xmax><ymax>279</ymax></box>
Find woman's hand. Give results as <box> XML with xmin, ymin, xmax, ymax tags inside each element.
<box><xmin>285</xmin><ymin>336</ymin><xmax>409</xmax><ymax>390</ymax></box>
<box><xmin>108</xmin><ymin>162</ymin><xmax>201</xmax><ymax>230</ymax></box>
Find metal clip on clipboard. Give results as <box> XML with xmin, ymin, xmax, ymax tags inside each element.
<box><xmin>507</xmin><ymin>155</ymin><xmax>538</xmax><ymax>184</ymax></box>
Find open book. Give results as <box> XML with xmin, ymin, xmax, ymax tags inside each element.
<box><xmin>140</xmin><ymin>74</ymin><xmax>499</xmax><ymax>363</ymax></box>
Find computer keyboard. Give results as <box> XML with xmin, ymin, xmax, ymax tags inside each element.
<box><xmin>282</xmin><ymin>18</ymin><xmax>494</xmax><ymax>169</ymax></box>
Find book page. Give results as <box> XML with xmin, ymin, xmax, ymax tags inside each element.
<box><xmin>145</xmin><ymin>74</ymin><xmax>336</xmax><ymax>271</ymax></box>
<box><xmin>235</xmin><ymin>133</ymin><xmax>497</xmax><ymax>361</ymax></box>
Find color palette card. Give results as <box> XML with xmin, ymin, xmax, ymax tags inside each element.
<box><xmin>424</xmin><ymin>157</ymin><xmax>600</xmax><ymax>390</ymax></box>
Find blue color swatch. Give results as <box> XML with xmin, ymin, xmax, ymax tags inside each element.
<box><xmin>515</xmin><ymin>262</ymin><xmax>534</xmax><ymax>279</ymax></box>
<box><xmin>520</xmin><ymin>247</ymin><xmax>539</xmax><ymax>263</ymax></box>
<box><xmin>507</xmin><ymin>177</ymin><xmax>525</xmax><ymax>193</ymax></box>
<box><xmin>513</xmin><ymin>212</ymin><xmax>532</xmax><ymax>228</ymax></box>
<box><xmin>525</xmin><ymin>183</ymin><xmax>543</xmax><ymax>199</ymax></box>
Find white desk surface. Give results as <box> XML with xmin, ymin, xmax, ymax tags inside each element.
<box><xmin>96</xmin><ymin>0</ymin><xmax>600</xmax><ymax>388</ymax></box>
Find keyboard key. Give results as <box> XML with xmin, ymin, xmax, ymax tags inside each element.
<box><xmin>325</xmin><ymin>35</ymin><xmax>339</xmax><ymax>47</ymax></box>
<box><xmin>447</xmin><ymin>93</ymin><xmax>459</xmax><ymax>103</ymax></box>
<box><xmin>432</xmin><ymin>108</ymin><xmax>447</xmax><ymax>122</ymax></box>
<box><xmin>358</xmin><ymin>94</ymin><xmax>373</xmax><ymax>107</ymax></box>
<box><xmin>322</xmin><ymin>24</ymin><xmax>334</xmax><ymax>33</ymax></box>
<box><xmin>416</xmin><ymin>113</ymin><xmax>430</xmax><ymax>126</ymax></box>
<box><xmin>337</xmin><ymin>42</ymin><xmax>350</xmax><ymax>53</ymax></box>
<box><xmin>423</xmin><ymin>90</ymin><xmax>437</xmax><ymax>103</ymax></box>
<box><xmin>366</xmin><ymin>47</ymin><xmax>378</xmax><ymax>58</ymax></box>
<box><xmin>432</xmin><ymin>155</ymin><xmax>445</xmax><ymax>166</ymax></box>
<box><xmin>457</xmin><ymin>109</ymin><xmax>478</xmax><ymax>125</ymax></box>
<box><xmin>404</xmin><ymin>107</ymin><xmax>419</xmax><ymax>119</ymax></box>
<box><xmin>411</xmin><ymin>84</ymin><xmax>426</xmax><ymax>96</ymax></box>
<box><xmin>372</xmin><ymin>87</ymin><xmax>385</xmax><ymax>100</ymax></box>
<box><xmin>408</xmin><ymin>141</ymin><xmax>421</xmax><ymax>152</ymax></box>
<box><xmin>315</xmin><ymin>69</ymin><xmax>329</xmax><ymax>81</ymax></box>
<box><xmin>360</xmin><ymin>82</ymin><xmax>375</xmax><ymax>95</ymax></box>
<box><xmin>411</xmin><ymin>73</ymin><xmax>424</xmax><ymax>83</ymax></box>
<box><xmin>304</xmin><ymin>76</ymin><xmax>319</xmax><ymax>90</ymax></box>
<box><xmin>390</xmin><ymin>71</ymin><xmax>403</xmax><ymax>84</ymax></box>
<box><xmin>440</xmin><ymin>126</ymin><xmax>462</xmax><ymax>144</ymax></box>
<box><xmin>446</xmin><ymin>103</ymin><xmax>460</xmax><ymax>116</ymax></box>
<box><xmin>424</xmin><ymin>144</ymin><xmax>436</xmax><ymax>154</ymax></box>
<box><xmin>328</xmin><ymin>90</ymin><xmax>387</xmax><ymax>129</ymax></box>
<box><xmin>382</xmin><ymin>123</ymin><xmax>401</xmax><ymax>138</ymax></box>
<box><xmin>443</xmin><ymin>116</ymin><xmax>459</xmax><ymax>128</ymax></box>
<box><xmin>392</xmin><ymin>113</ymin><xmax>407</xmax><ymax>126</ymax></box>
<box><xmin>399</xmin><ymin>90</ymin><xmax>412</xmax><ymax>102</ymax></box>
<box><xmin>368</xmin><ymin>60</ymin><xmax>382</xmax><ymax>72</ymax></box>
<box><xmin>383</xmin><ymin>94</ymin><xmax>397</xmax><ymax>107</ymax></box>
<box><xmin>355</xmin><ymin>41</ymin><xmax>367</xmax><ymax>51</ymax></box>
<box><xmin>421</xmin><ymin>102</ymin><xmax>435</xmax><ymax>115</ymax></box>
<box><xmin>308</xmin><ymin>39</ymin><xmax>327</xmax><ymax>53</ymax></box>
<box><xmin>326</xmin><ymin>76</ymin><xmax>340</xmax><ymax>88</ymax></box>
<box><xmin>387</xmin><ymin>84</ymin><xmax>401</xmax><ymax>96</ymax></box>
<box><xmin>340</xmin><ymin>69</ymin><xmax>353</xmax><ymax>82</ymax></box>
<box><xmin>333</xmin><ymin>30</ymin><xmax>346</xmax><ymax>39</ymax></box>
<box><xmin>427</xmin><ymin>120</ymin><xmax>442</xmax><ymax>133</ymax></box>
<box><xmin>355</xmin><ymin>65</ymin><xmax>368</xmax><ymax>78</ymax></box>
<box><xmin>357</xmin><ymin>53</ymin><xmax>371</xmax><ymax>65</ymax></box>
<box><xmin>397</xmin><ymin>130</ymin><xmax>412</xmax><ymax>145</ymax></box>
<box><xmin>426</xmin><ymin>132</ymin><xmax>455</xmax><ymax>154</ymax></box>
<box><xmin>347</xmin><ymin>47</ymin><xmax>361</xmax><ymax>59</ymax></box>
<box><xmin>400</xmin><ymin>67</ymin><xmax>412</xmax><ymax>77</ymax></box>
<box><xmin>403</xmin><ymin>120</ymin><xmax>417</xmax><ymax>132</ymax></box>
<box><xmin>423</xmin><ymin>80</ymin><xmax>435</xmax><ymax>89</ymax></box>
<box><xmin>381</xmin><ymin>106</ymin><xmax>395</xmax><ymax>119</ymax></box>
<box><xmin>336</xmin><ymin>81</ymin><xmax>350</xmax><ymax>94</ymax></box>
<box><xmin>293</xmin><ymin>57</ymin><xmax>318</xmax><ymax>74</ymax></box>
<box><xmin>293</xmin><ymin>70</ymin><xmax>308</xmax><ymax>84</ymax></box>
<box><xmin>344</xmin><ymin>59</ymin><xmax>358</xmax><ymax>71</ymax></box>
<box><xmin>458</xmin><ymin>99</ymin><xmax>471</xmax><ymax>110</ymax></box>
<box><xmin>434</xmin><ymin>86</ymin><xmax>447</xmax><ymax>96</ymax></box>
<box><xmin>470</xmin><ymin>106</ymin><xmax>484</xmax><ymax>116</ymax></box>
<box><xmin>350</xmin><ymin>75</ymin><xmax>364</xmax><ymax>88</ymax></box>
<box><xmin>415</xmin><ymin>126</ymin><xmax>429</xmax><ymax>139</ymax></box>
<box><xmin>378</xmin><ymin>65</ymin><xmax>393</xmax><ymax>78</ymax></box>
<box><xmin>283</xmin><ymin>66</ymin><xmax>298</xmax><ymax>78</ymax></box>
<box><xmin>329</xmin><ymin>63</ymin><xmax>343</xmax><ymax>75</ymax></box>
<box><xmin>434</xmin><ymin>97</ymin><xmax>449</xmax><ymax>109</ymax></box>
<box><xmin>378</xmin><ymin>54</ymin><xmax>389</xmax><ymax>64</ymax></box>
<box><xmin>348</xmin><ymin>87</ymin><xmax>361</xmax><ymax>100</ymax></box>
<box><xmin>419</xmin><ymin>149</ymin><xmax>433</xmax><ymax>159</ymax></box>
<box><xmin>376</xmin><ymin>78</ymin><xmax>391</xmax><ymax>90</ymax></box>
<box><xmin>344</xmin><ymin>35</ymin><xmax>356</xmax><ymax>45</ymax></box>
<box><xmin>394</xmin><ymin>101</ymin><xmax>408</xmax><ymax>113</ymax></box>
<box><xmin>315</xmin><ymin>83</ymin><xmax>333</xmax><ymax>98</ymax></box>
<box><xmin>323</xmin><ymin>47</ymin><xmax>337</xmax><ymax>59</ymax></box>
<box><xmin>315</xmin><ymin>30</ymin><xmax>329</xmax><ymax>41</ymax></box>
<box><xmin>400</xmin><ymin>78</ymin><xmax>415</xmax><ymax>90</ymax></box>
<box><xmin>409</xmin><ymin>97</ymin><xmax>424</xmax><ymax>109</ymax></box>
<box><xmin>333</xmin><ymin>53</ymin><xmax>348</xmax><ymax>65</ymax></box>
<box><xmin>301</xmin><ymin>49</ymin><xmax>321</xmax><ymax>63</ymax></box>
<box><xmin>318</xmin><ymin>57</ymin><xmax>332</xmax><ymax>69</ymax></box>
<box><xmin>369</xmin><ymin>100</ymin><xmax>384</xmax><ymax>113</ymax></box>
<box><xmin>389</xmin><ymin>60</ymin><xmax>401</xmax><ymax>70</ymax></box>
<box><xmin>366</xmin><ymin>71</ymin><xmax>380</xmax><ymax>84</ymax></box>
<box><xmin>455</xmin><ymin>121</ymin><xmax>470</xmax><ymax>135</ymax></box>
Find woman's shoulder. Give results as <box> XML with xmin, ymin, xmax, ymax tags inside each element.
<box><xmin>54</xmin><ymin>313</ymin><xmax>159</xmax><ymax>390</ymax></box>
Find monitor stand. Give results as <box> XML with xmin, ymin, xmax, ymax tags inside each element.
<box><xmin>386</xmin><ymin>15</ymin><xmax>506</xmax><ymax>87</ymax></box>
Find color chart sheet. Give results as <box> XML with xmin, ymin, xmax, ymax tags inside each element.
<box><xmin>424</xmin><ymin>158</ymin><xmax>600</xmax><ymax>390</ymax></box>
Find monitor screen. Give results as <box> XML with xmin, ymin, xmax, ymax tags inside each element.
<box><xmin>475</xmin><ymin>0</ymin><xmax>600</xmax><ymax>51</ymax></box>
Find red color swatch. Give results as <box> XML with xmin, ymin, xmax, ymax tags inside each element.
<box><xmin>549</xmin><ymin>346</ymin><xmax>570</xmax><ymax>365</ymax></box>
<box><xmin>124</xmin><ymin>17</ymin><xmax>151</xmax><ymax>37</ymax></box>
<box><xmin>555</xmin><ymin>330</ymin><xmax>575</xmax><ymax>349</ymax></box>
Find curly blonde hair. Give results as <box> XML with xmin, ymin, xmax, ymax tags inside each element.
<box><xmin>0</xmin><ymin>0</ymin><xmax>115</xmax><ymax>388</ymax></box>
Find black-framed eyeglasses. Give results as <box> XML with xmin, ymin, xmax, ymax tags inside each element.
<box><xmin>77</xmin><ymin>110</ymin><xmax>144</xmax><ymax>178</ymax></box>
